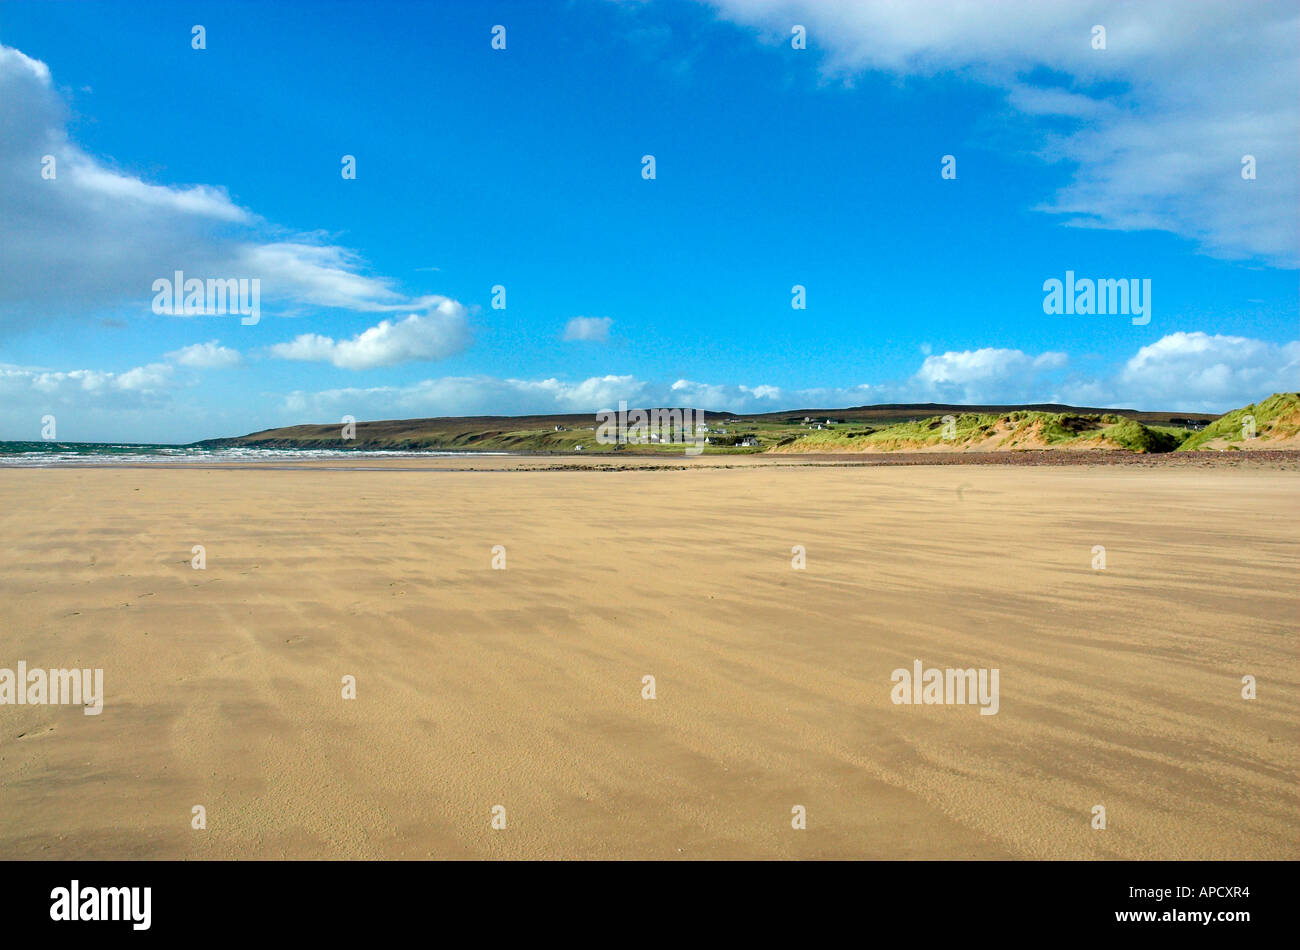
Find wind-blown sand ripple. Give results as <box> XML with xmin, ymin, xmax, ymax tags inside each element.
<box><xmin>1</xmin><ymin>462</ymin><xmax>1295</xmax><ymax>859</ymax></box>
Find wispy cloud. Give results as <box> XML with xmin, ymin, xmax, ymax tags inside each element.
<box><xmin>0</xmin><ymin>43</ymin><xmax>468</xmax><ymax>328</ymax></box>
<box><xmin>563</xmin><ymin>316</ymin><xmax>614</xmax><ymax>342</ymax></box>
<box><xmin>700</xmin><ymin>0</ymin><xmax>1299</xmax><ymax>267</ymax></box>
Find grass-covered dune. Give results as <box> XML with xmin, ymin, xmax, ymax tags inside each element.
<box><xmin>195</xmin><ymin>396</ymin><xmax>1297</xmax><ymax>455</ymax></box>
<box><xmin>773</xmin><ymin>394</ymin><xmax>1296</xmax><ymax>454</ymax></box>
<box><xmin>1176</xmin><ymin>392</ymin><xmax>1300</xmax><ymax>451</ymax></box>
<box><xmin>769</xmin><ymin>410</ymin><xmax>1190</xmax><ymax>454</ymax></box>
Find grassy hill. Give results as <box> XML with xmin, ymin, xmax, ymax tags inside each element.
<box><xmin>196</xmin><ymin>396</ymin><xmax>1297</xmax><ymax>455</ymax></box>
<box><xmin>1176</xmin><ymin>392</ymin><xmax>1300</xmax><ymax>451</ymax></box>
<box><xmin>195</xmin><ymin>410</ymin><xmax>731</xmax><ymax>454</ymax></box>
<box><xmin>768</xmin><ymin>410</ymin><xmax>1188</xmax><ymax>454</ymax></box>
<box><xmin>745</xmin><ymin>402</ymin><xmax>1213</xmax><ymax>428</ymax></box>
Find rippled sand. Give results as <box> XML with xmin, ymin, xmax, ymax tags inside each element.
<box><xmin>1</xmin><ymin>460</ymin><xmax>1296</xmax><ymax>859</ymax></box>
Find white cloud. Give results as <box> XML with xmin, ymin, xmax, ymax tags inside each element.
<box><xmin>3</xmin><ymin>360</ymin><xmax>174</xmax><ymax>406</ymax></box>
<box><xmin>282</xmin><ymin>374</ymin><xmax>646</xmax><ymax>420</ymax></box>
<box><xmin>6</xmin><ymin>331</ymin><xmax>1287</xmax><ymax>442</ymax></box>
<box><xmin>234</xmin><ymin>243</ymin><xmax>452</xmax><ymax>314</ymax></box>
<box><xmin>913</xmin><ymin>348</ymin><xmax>1069</xmax><ymax>403</ymax></box>
<box><xmin>1109</xmin><ymin>332</ymin><xmax>1300</xmax><ymax>411</ymax></box>
<box><xmin>69</xmin><ymin>163</ymin><xmax>251</xmax><ymax>223</ymax></box>
<box><xmin>113</xmin><ymin>362</ymin><xmax>175</xmax><ymax>392</ymax></box>
<box><xmin>701</xmin><ymin>0</ymin><xmax>1299</xmax><ymax>267</ymax></box>
<box><xmin>0</xmin><ymin>43</ymin><xmax>465</xmax><ymax>328</ymax></box>
<box><xmin>166</xmin><ymin>341</ymin><xmax>243</xmax><ymax>369</ymax></box>
<box><xmin>279</xmin><ymin>333</ymin><xmax>1290</xmax><ymax>422</ymax></box>
<box><xmin>563</xmin><ymin>316</ymin><xmax>614</xmax><ymax>342</ymax></box>
<box><xmin>267</xmin><ymin>301</ymin><xmax>471</xmax><ymax>370</ymax></box>
<box><xmin>0</xmin><ymin>359</ymin><xmax>266</xmax><ymax>443</ymax></box>
<box><xmin>559</xmin><ymin>374</ymin><xmax>644</xmax><ymax>409</ymax></box>
<box><xmin>669</xmin><ymin>379</ymin><xmax>794</xmax><ymax>408</ymax></box>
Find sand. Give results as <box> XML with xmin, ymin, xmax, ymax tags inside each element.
<box><xmin>1</xmin><ymin>459</ymin><xmax>1296</xmax><ymax>860</ymax></box>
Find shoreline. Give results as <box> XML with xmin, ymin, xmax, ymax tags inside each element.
<box><xmin>5</xmin><ymin>448</ymin><xmax>1298</xmax><ymax>472</ymax></box>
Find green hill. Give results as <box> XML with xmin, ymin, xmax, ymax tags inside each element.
<box><xmin>195</xmin><ymin>397</ymin><xmax>1298</xmax><ymax>456</ymax></box>
<box><xmin>770</xmin><ymin>410</ymin><xmax>1189</xmax><ymax>454</ymax></box>
<box><xmin>1176</xmin><ymin>393</ymin><xmax>1299</xmax><ymax>451</ymax></box>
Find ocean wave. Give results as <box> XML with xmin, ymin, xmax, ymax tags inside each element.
<box><xmin>0</xmin><ymin>444</ymin><xmax>503</xmax><ymax>467</ymax></box>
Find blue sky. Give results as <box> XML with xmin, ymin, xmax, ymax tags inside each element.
<box><xmin>0</xmin><ymin>0</ymin><xmax>1296</xmax><ymax>443</ymax></box>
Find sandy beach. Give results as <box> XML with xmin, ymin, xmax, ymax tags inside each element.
<box><xmin>1</xmin><ymin>458</ymin><xmax>1296</xmax><ymax>860</ymax></box>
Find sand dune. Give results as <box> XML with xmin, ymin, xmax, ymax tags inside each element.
<box><xmin>1</xmin><ymin>460</ymin><xmax>1296</xmax><ymax>859</ymax></box>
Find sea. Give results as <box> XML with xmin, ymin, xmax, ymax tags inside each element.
<box><xmin>0</xmin><ymin>442</ymin><xmax>498</xmax><ymax>467</ymax></box>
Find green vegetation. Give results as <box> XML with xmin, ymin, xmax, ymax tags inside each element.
<box><xmin>771</xmin><ymin>409</ymin><xmax>1201</xmax><ymax>454</ymax></box>
<box><xmin>1176</xmin><ymin>392</ymin><xmax>1299</xmax><ymax>451</ymax></box>
<box><xmin>200</xmin><ymin>398</ymin><xmax>1299</xmax><ymax>456</ymax></box>
<box><xmin>1099</xmin><ymin>418</ymin><xmax>1185</xmax><ymax>453</ymax></box>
